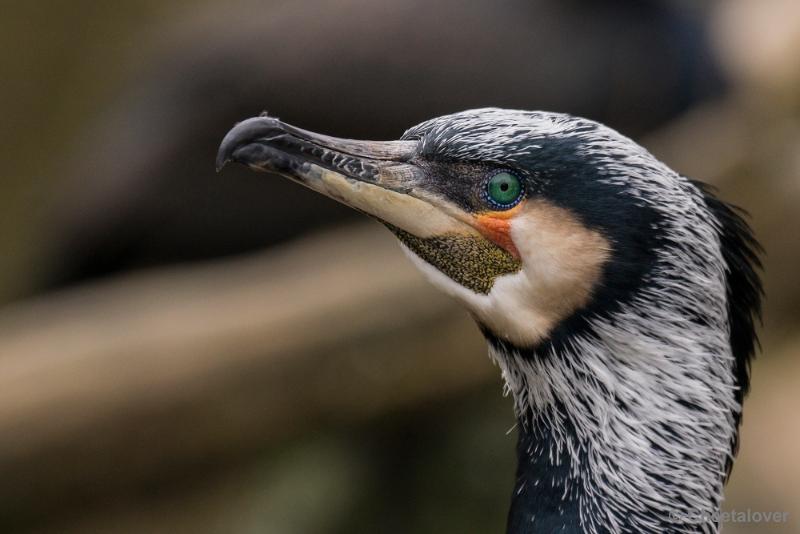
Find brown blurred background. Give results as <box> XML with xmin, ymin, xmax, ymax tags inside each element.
<box><xmin>1</xmin><ymin>0</ymin><xmax>798</xmax><ymax>532</ymax></box>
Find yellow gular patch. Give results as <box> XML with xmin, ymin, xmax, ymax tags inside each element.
<box><xmin>420</xmin><ymin>199</ymin><xmax>611</xmax><ymax>347</ymax></box>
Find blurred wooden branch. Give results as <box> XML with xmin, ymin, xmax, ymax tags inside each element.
<box><xmin>0</xmin><ymin>223</ymin><xmax>495</xmax><ymax>530</ymax></box>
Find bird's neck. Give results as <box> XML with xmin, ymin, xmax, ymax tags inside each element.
<box><xmin>507</xmin><ymin>411</ymin><xmax>585</xmax><ymax>533</ymax></box>
<box><xmin>507</xmin><ymin>409</ymin><xmax>723</xmax><ymax>534</ymax></box>
<box><xmin>491</xmin><ymin>320</ymin><xmax>737</xmax><ymax>534</ymax></box>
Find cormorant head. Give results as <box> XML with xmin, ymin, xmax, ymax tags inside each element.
<box><xmin>218</xmin><ymin>108</ymin><xmax>762</xmax><ymax>529</ymax></box>
<box><xmin>217</xmin><ymin>108</ymin><xmax>666</xmax><ymax>350</ymax></box>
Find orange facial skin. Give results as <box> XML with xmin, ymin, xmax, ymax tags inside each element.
<box><xmin>474</xmin><ymin>202</ymin><xmax>525</xmax><ymax>259</ymax></box>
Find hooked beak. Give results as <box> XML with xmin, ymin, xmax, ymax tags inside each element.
<box><xmin>216</xmin><ymin>115</ymin><xmax>476</xmax><ymax>238</ymax></box>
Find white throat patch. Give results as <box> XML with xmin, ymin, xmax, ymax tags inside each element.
<box><xmin>399</xmin><ymin>200</ymin><xmax>610</xmax><ymax>347</ymax></box>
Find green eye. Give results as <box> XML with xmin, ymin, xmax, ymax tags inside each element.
<box><xmin>485</xmin><ymin>171</ymin><xmax>523</xmax><ymax>208</ymax></box>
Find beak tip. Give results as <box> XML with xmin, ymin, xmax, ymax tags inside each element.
<box><xmin>215</xmin><ymin>153</ymin><xmax>230</xmax><ymax>173</ymax></box>
<box><xmin>216</xmin><ymin>133</ymin><xmax>236</xmax><ymax>173</ymax></box>
<box><xmin>216</xmin><ymin>116</ymin><xmax>282</xmax><ymax>174</ymax></box>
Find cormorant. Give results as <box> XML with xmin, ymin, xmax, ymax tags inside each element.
<box><xmin>217</xmin><ymin>109</ymin><xmax>762</xmax><ymax>534</ymax></box>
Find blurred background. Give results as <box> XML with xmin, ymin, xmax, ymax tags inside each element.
<box><xmin>1</xmin><ymin>0</ymin><xmax>798</xmax><ymax>532</ymax></box>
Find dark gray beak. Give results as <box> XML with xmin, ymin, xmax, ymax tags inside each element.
<box><xmin>216</xmin><ymin>115</ymin><xmax>477</xmax><ymax>238</ymax></box>
<box><xmin>216</xmin><ymin>115</ymin><xmax>416</xmax><ymax>174</ymax></box>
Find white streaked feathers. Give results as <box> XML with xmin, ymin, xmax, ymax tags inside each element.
<box><xmin>494</xmin><ymin>155</ymin><xmax>733</xmax><ymax>533</ymax></box>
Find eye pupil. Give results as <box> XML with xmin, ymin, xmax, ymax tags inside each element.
<box><xmin>486</xmin><ymin>171</ymin><xmax>523</xmax><ymax>209</ymax></box>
